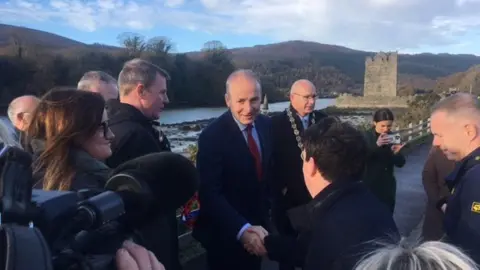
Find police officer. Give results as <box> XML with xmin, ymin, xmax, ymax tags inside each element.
<box><xmin>430</xmin><ymin>92</ymin><xmax>480</xmax><ymax>263</ymax></box>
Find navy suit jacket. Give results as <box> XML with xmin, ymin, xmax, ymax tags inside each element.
<box><xmin>193</xmin><ymin>111</ymin><xmax>273</xmax><ymax>248</ymax></box>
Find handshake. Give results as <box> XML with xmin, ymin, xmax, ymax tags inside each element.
<box><xmin>240</xmin><ymin>226</ymin><xmax>269</xmax><ymax>257</ymax></box>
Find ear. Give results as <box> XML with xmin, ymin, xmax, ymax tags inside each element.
<box><xmin>16</xmin><ymin>112</ymin><xmax>24</xmax><ymax>122</ymax></box>
<box><xmin>135</xmin><ymin>84</ymin><xmax>146</xmax><ymax>99</ymax></box>
<box><xmin>225</xmin><ymin>93</ymin><xmax>231</xmax><ymax>108</ymax></box>
<box><xmin>465</xmin><ymin>123</ymin><xmax>478</xmax><ymax>141</ymax></box>
<box><xmin>305</xmin><ymin>157</ymin><xmax>317</xmax><ymax>177</ymax></box>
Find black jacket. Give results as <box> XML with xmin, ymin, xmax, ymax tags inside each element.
<box><xmin>362</xmin><ymin>128</ymin><xmax>406</xmax><ymax>212</ymax></box>
<box><xmin>105</xmin><ymin>100</ymin><xmax>181</xmax><ymax>270</ymax></box>
<box><xmin>265</xmin><ymin>180</ymin><xmax>400</xmax><ymax>269</ymax></box>
<box><xmin>271</xmin><ymin>109</ymin><xmax>327</xmax><ymax>211</ymax></box>
<box><xmin>106</xmin><ymin>100</ymin><xmax>171</xmax><ymax>168</ymax></box>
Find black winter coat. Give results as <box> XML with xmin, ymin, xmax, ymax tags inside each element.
<box><xmin>105</xmin><ymin>100</ymin><xmax>181</xmax><ymax>270</ymax></box>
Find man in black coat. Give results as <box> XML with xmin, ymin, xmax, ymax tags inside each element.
<box><xmin>105</xmin><ymin>58</ymin><xmax>181</xmax><ymax>270</ymax></box>
<box><xmin>248</xmin><ymin>117</ymin><xmax>400</xmax><ymax>269</ymax></box>
<box><xmin>271</xmin><ymin>79</ymin><xmax>326</xmax><ymax>270</ymax></box>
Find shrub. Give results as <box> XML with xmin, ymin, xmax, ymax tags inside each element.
<box><xmin>395</xmin><ymin>93</ymin><xmax>441</xmax><ymax>128</ymax></box>
<box><xmin>187</xmin><ymin>144</ymin><xmax>198</xmax><ymax>164</ymax></box>
<box><xmin>356</xmin><ymin>121</ymin><xmax>372</xmax><ymax>132</ymax></box>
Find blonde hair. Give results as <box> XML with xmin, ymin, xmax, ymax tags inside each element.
<box><xmin>355</xmin><ymin>239</ymin><xmax>478</xmax><ymax>270</ymax></box>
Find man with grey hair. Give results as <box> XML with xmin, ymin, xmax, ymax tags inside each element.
<box><xmin>193</xmin><ymin>69</ymin><xmax>273</xmax><ymax>270</ymax></box>
<box><xmin>77</xmin><ymin>71</ymin><xmax>119</xmax><ymax>100</ymax></box>
<box><xmin>7</xmin><ymin>95</ymin><xmax>39</xmax><ymax>132</ymax></box>
<box><xmin>430</xmin><ymin>92</ymin><xmax>480</xmax><ymax>263</ymax></box>
<box><xmin>7</xmin><ymin>95</ymin><xmax>39</xmax><ymax>152</ymax></box>
<box><xmin>105</xmin><ymin>58</ymin><xmax>179</xmax><ymax>269</ymax></box>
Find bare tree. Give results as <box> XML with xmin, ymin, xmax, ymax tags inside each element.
<box><xmin>202</xmin><ymin>40</ymin><xmax>226</xmax><ymax>52</ymax></box>
<box><xmin>117</xmin><ymin>32</ymin><xmax>146</xmax><ymax>56</ymax></box>
<box><xmin>146</xmin><ymin>36</ymin><xmax>175</xmax><ymax>55</ymax></box>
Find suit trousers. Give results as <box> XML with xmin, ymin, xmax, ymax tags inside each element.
<box><xmin>273</xmin><ymin>207</ymin><xmax>298</xmax><ymax>270</ymax></box>
<box><xmin>206</xmin><ymin>243</ymin><xmax>261</xmax><ymax>270</ymax></box>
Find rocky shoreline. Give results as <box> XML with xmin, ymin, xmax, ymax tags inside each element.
<box><xmin>164</xmin><ymin>107</ymin><xmax>380</xmax><ymax>154</ymax></box>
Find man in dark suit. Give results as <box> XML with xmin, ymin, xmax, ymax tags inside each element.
<box><xmin>271</xmin><ymin>79</ymin><xmax>326</xmax><ymax>270</ymax></box>
<box><xmin>193</xmin><ymin>69</ymin><xmax>273</xmax><ymax>270</ymax></box>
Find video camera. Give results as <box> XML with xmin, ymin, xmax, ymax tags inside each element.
<box><xmin>0</xmin><ymin>145</ymin><xmax>198</xmax><ymax>270</ymax></box>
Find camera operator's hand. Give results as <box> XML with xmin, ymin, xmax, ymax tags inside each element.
<box><xmin>116</xmin><ymin>241</ymin><xmax>165</xmax><ymax>270</ymax></box>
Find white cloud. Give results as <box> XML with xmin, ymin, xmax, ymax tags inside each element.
<box><xmin>1</xmin><ymin>0</ymin><xmax>480</xmax><ymax>52</ymax></box>
<box><xmin>164</xmin><ymin>0</ymin><xmax>184</xmax><ymax>7</ymax></box>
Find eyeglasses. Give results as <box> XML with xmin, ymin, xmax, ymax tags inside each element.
<box><xmin>99</xmin><ymin>121</ymin><xmax>110</xmax><ymax>138</ymax></box>
<box><xmin>293</xmin><ymin>93</ymin><xmax>317</xmax><ymax>101</ymax></box>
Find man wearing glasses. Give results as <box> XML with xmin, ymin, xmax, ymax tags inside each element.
<box><xmin>270</xmin><ymin>79</ymin><xmax>326</xmax><ymax>270</ymax></box>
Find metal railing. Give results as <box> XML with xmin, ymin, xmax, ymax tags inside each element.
<box><xmin>393</xmin><ymin>117</ymin><xmax>431</xmax><ymax>144</ymax></box>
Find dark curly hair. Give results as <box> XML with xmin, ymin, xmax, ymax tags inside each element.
<box><xmin>303</xmin><ymin>116</ymin><xmax>367</xmax><ymax>182</ymax></box>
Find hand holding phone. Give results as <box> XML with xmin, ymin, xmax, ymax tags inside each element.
<box><xmin>377</xmin><ymin>133</ymin><xmax>391</xmax><ymax>146</ymax></box>
<box><xmin>385</xmin><ymin>134</ymin><xmax>401</xmax><ymax>145</ymax></box>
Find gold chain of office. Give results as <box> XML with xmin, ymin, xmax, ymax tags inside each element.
<box><xmin>286</xmin><ymin>107</ymin><xmax>315</xmax><ymax>151</ymax></box>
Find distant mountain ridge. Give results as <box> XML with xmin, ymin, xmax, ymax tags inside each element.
<box><xmin>1</xmin><ymin>23</ymin><xmax>480</xmax><ymax>94</ymax></box>
<box><xmin>0</xmin><ymin>23</ymin><xmax>85</xmax><ymax>48</ymax></box>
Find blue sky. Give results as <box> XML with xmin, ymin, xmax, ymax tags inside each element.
<box><xmin>1</xmin><ymin>0</ymin><xmax>480</xmax><ymax>54</ymax></box>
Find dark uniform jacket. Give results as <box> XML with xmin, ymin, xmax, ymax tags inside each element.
<box><xmin>443</xmin><ymin>147</ymin><xmax>480</xmax><ymax>263</ymax></box>
<box><xmin>264</xmin><ymin>180</ymin><xmax>400</xmax><ymax>269</ymax></box>
<box><xmin>105</xmin><ymin>100</ymin><xmax>181</xmax><ymax>270</ymax></box>
<box><xmin>362</xmin><ymin>128</ymin><xmax>406</xmax><ymax>213</ymax></box>
<box><xmin>421</xmin><ymin>146</ymin><xmax>455</xmax><ymax>240</ymax></box>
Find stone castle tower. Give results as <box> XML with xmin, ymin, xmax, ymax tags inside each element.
<box><xmin>363</xmin><ymin>52</ymin><xmax>398</xmax><ymax>97</ymax></box>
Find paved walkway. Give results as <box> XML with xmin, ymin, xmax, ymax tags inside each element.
<box><xmin>393</xmin><ymin>143</ymin><xmax>430</xmax><ymax>239</ymax></box>
<box><xmin>184</xmin><ymin>144</ymin><xmax>432</xmax><ymax>270</ymax></box>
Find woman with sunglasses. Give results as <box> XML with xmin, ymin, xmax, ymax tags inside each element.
<box><xmin>27</xmin><ymin>89</ymin><xmax>114</xmax><ymax>191</ymax></box>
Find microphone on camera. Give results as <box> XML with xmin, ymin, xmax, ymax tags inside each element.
<box><xmin>104</xmin><ymin>152</ymin><xmax>199</xmax><ymax>226</ymax></box>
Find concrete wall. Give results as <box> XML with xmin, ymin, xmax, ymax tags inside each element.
<box><xmin>364</xmin><ymin>52</ymin><xmax>398</xmax><ymax>97</ymax></box>
<box><xmin>335</xmin><ymin>94</ymin><xmax>411</xmax><ymax>108</ymax></box>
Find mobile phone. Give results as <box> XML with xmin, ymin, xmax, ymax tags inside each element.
<box><xmin>385</xmin><ymin>134</ymin><xmax>401</xmax><ymax>145</ymax></box>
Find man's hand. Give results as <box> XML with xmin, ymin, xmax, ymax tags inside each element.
<box><xmin>248</xmin><ymin>226</ymin><xmax>269</xmax><ymax>241</ymax></box>
<box><xmin>116</xmin><ymin>241</ymin><xmax>165</xmax><ymax>270</ymax></box>
<box><xmin>240</xmin><ymin>226</ymin><xmax>268</xmax><ymax>256</ymax></box>
<box><xmin>441</xmin><ymin>203</ymin><xmax>447</xmax><ymax>213</ymax></box>
<box><xmin>391</xmin><ymin>143</ymin><xmax>405</xmax><ymax>154</ymax></box>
